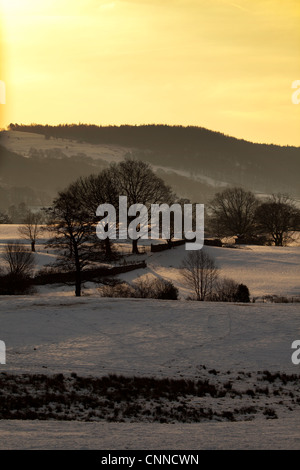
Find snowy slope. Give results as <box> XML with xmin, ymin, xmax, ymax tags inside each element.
<box><xmin>0</xmin><ymin>130</ymin><xmax>126</xmax><ymax>162</ymax></box>
<box><xmin>0</xmin><ymin>225</ymin><xmax>299</xmax><ymax>299</ymax></box>
<box><xmin>118</xmin><ymin>243</ymin><xmax>300</xmax><ymax>299</ymax></box>
<box><xmin>0</xmin><ymin>130</ymin><xmax>243</xmax><ymax>192</ymax></box>
<box><xmin>1</xmin><ymin>295</ymin><xmax>300</xmax><ymax>449</ymax></box>
<box><xmin>1</xmin><ymin>417</ymin><xmax>300</xmax><ymax>450</ymax></box>
<box><xmin>1</xmin><ymin>295</ymin><xmax>299</xmax><ymax>377</ymax></box>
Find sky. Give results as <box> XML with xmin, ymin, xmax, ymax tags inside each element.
<box><xmin>0</xmin><ymin>0</ymin><xmax>299</xmax><ymax>146</ymax></box>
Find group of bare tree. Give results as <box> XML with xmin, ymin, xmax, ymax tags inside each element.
<box><xmin>0</xmin><ymin>209</ymin><xmax>42</xmax><ymax>293</ymax></box>
<box><xmin>0</xmin><ymin>158</ymin><xmax>176</xmax><ymax>297</ymax></box>
<box><xmin>3</xmin><ymin>159</ymin><xmax>299</xmax><ymax>298</ymax></box>
<box><xmin>44</xmin><ymin>158</ymin><xmax>175</xmax><ymax>296</ymax></box>
<box><xmin>207</xmin><ymin>187</ymin><xmax>300</xmax><ymax>246</ymax></box>
<box><xmin>181</xmin><ymin>249</ymin><xmax>250</xmax><ymax>302</ymax></box>
<box><xmin>255</xmin><ymin>193</ymin><xmax>300</xmax><ymax>247</ymax></box>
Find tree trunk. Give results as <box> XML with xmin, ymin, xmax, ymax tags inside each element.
<box><xmin>132</xmin><ymin>239</ymin><xmax>139</xmax><ymax>254</ymax></box>
<box><xmin>274</xmin><ymin>234</ymin><xmax>283</xmax><ymax>246</ymax></box>
<box><xmin>31</xmin><ymin>240</ymin><xmax>35</xmax><ymax>252</ymax></box>
<box><xmin>105</xmin><ymin>237</ymin><xmax>112</xmax><ymax>260</ymax></box>
<box><xmin>74</xmin><ymin>245</ymin><xmax>81</xmax><ymax>297</ymax></box>
<box><xmin>75</xmin><ymin>272</ymin><xmax>81</xmax><ymax>297</ymax></box>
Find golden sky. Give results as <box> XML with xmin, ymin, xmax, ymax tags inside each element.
<box><xmin>0</xmin><ymin>0</ymin><xmax>299</xmax><ymax>146</ymax></box>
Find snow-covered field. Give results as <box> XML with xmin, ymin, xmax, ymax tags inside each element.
<box><xmin>0</xmin><ymin>130</ymin><xmax>126</xmax><ymax>162</ymax></box>
<box><xmin>118</xmin><ymin>242</ymin><xmax>300</xmax><ymax>300</ymax></box>
<box><xmin>1</xmin><ymin>417</ymin><xmax>300</xmax><ymax>450</ymax></box>
<box><xmin>1</xmin><ymin>225</ymin><xmax>299</xmax><ymax>300</ymax></box>
<box><xmin>1</xmin><ymin>295</ymin><xmax>299</xmax><ymax>376</ymax></box>
<box><xmin>0</xmin><ymin>225</ymin><xmax>300</xmax><ymax>449</ymax></box>
<box><xmin>1</xmin><ymin>296</ymin><xmax>300</xmax><ymax>449</ymax></box>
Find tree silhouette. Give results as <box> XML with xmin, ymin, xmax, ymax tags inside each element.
<box><xmin>109</xmin><ymin>158</ymin><xmax>174</xmax><ymax>253</ymax></box>
<box><xmin>2</xmin><ymin>241</ymin><xmax>35</xmax><ymax>277</ymax></box>
<box><xmin>235</xmin><ymin>284</ymin><xmax>250</xmax><ymax>303</ymax></box>
<box><xmin>181</xmin><ymin>250</ymin><xmax>218</xmax><ymax>301</ymax></box>
<box><xmin>208</xmin><ymin>187</ymin><xmax>258</xmax><ymax>239</ymax></box>
<box><xmin>45</xmin><ymin>185</ymin><xmax>105</xmax><ymax>297</ymax></box>
<box><xmin>18</xmin><ymin>211</ymin><xmax>42</xmax><ymax>252</ymax></box>
<box><xmin>255</xmin><ymin>193</ymin><xmax>300</xmax><ymax>246</ymax></box>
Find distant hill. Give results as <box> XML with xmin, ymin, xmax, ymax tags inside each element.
<box><xmin>0</xmin><ymin>144</ymin><xmax>108</xmax><ymax>211</ymax></box>
<box><xmin>6</xmin><ymin>124</ymin><xmax>300</xmax><ymax>199</ymax></box>
<box><xmin>1</xmin><ymin>124</ymin><xmax>299</xmax><ymax>213</ymax></box>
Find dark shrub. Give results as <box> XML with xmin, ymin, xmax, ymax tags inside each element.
<box><xmin>213</xmin><ymin>277</ymin><xmax>239</xmax><ymax>302</ymax></box>
<box><xmin>100</xmin><ymin>282</ymin><xmax>136</xmax><ymax>298</ymax></box>
<box><xmin>99</xmin><ymin>276</ymin><xmax>179</xmax><ymax>300</ymax></box>
<box><xmin>0</xmin><ymin>272</ymin><xmax>35</xmax><ymax>295</ymax></box>
<box><xmin>135</xmin><ymin>277</ymin><xmax>179</xmax><ymax>300</ymax></box>
<box><xmin>151</xmin><ymin>278</ymin><xmax>179</xmax><ymax>300</ymax></box>
<box><xmin>235</xmin><ymin>283</ymin><xmax>250</xmax><ymax>303</ymax></box>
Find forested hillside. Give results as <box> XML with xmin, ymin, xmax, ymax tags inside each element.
<box><xmin>7</xmin><ymin>124</ymin><xmax>300</xmax><ymax>197</ymax></box>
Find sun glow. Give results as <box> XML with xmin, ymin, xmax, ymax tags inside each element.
<box><xmin>1</xmin><ymin>0</ymin><xmax>36</xmax><ymax>14</ymax></box>
<box><xmin>0</xmin><ymin>0</ymin><xmax>300</xmax><ymax>145</ymax></box>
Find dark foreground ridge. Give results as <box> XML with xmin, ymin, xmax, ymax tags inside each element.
<box><xmin>1</xmin><ymin>370</ymin><xmax>299</xmax><ymax>423</ymax></box>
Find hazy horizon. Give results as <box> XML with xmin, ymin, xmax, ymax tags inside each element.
<box><xmin>2</xmin><ymin>122</ymin><xmax>300</xmax><ymax>149</ymax></box>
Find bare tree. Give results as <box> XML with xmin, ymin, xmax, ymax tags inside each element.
<box><xmin>0</xmin><ymin>211</ymin><xmax>11</xmax><ymax>224</ymax></box>
<box><xmin>181</xmin><ymin>250</ymin><xmax>218</xmax><ymax>301</ymax></box>
<box><xmin>2</xmin><ymin>241</ymin><xmax>35</xmax><ymax>277</ymax></box>
<box><xmin>8</xmin><ymin>202</ymin><xmax>29</xmax><ymax>224</ymax></box>
<box><xmin>68</xmin><ymin>169</ymin><xmax>119</xmax><ymax>260</ymax></box>
<box><xmin>18</xmin><ymin>211</ymin><xmax>42</xmax><ymax>252</ymax></box>
<box><xmin>208</xmin><ymin>187</ymin><xmax>258</xmax><ymax>239</ymax></box>
<box><xmin>255</xmin><ymin>193</ymin><xmax>300</xmax><ymax>246</ymax></box>
<box><xmin>110</xmin><ymin>158</ymin><xmax>174</xmax><ymax>253</ymax></box>
<box><xmin>45</xmin><ymin>185</ymin><xmax>105</xmax><ymax>297</ymax></box>
<box><xmin>164</xmin><ymin>197</ymin><xmax>191</xmax><ymax>247</ymax></box>
<box><xmin>60</xmin><ymin>160</ymin><xmax>176</xmax><ymax>255</ymax></box>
